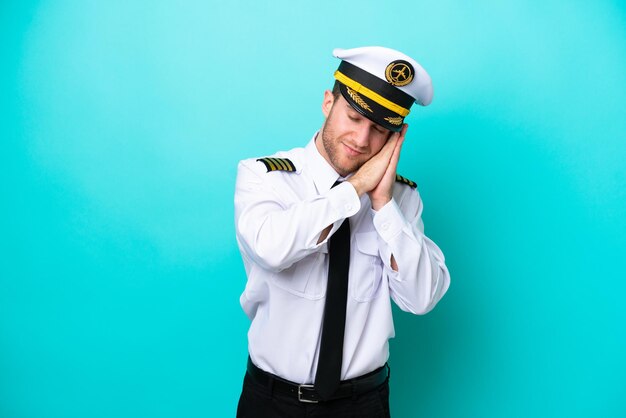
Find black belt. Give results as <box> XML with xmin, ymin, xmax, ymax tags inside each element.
<box><xmin>246</xmin><ymin>357</ymin><xmax>389</xmax><ymax>403</ymax></box>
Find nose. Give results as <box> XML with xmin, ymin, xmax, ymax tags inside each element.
<box><xmin>352</xmin><ymin>124</ymin><xmax>370</xmax><ymax>149</ymax></box>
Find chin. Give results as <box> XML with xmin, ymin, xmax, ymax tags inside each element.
<box><xmin>338</xmin><ymin>161</ymin><xmax>361</xmax><ymax>177</ymax></box>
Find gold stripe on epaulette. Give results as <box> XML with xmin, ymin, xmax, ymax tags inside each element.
<box><xmin>272</xmin><ymin>157</ymin><xmax>291</xmax><ymax>171</ymax></box>
<box><xmin>268</xmin><ymin>157</ymin><xmax>283</xmax><ymax>170</ymax></box>
<box><xmin>257</xmin><ymin>157</ymin><xmax>297</xmax><ymax>173</ymax></box>
<box><xmin>396</xmin><ymin>174</ymin><xmax>417</xmax><ymax>189</ymax></box>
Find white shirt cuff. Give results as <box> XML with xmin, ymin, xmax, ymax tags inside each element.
<box><xmin>372</xmin><ymin>198</ymin><xmax>406</xmax><ymax>242</ymax></box>
<box><xmin>329</xmin><ymin>181</ymin><xmax>361</xmax><ymax>219</ymax></box>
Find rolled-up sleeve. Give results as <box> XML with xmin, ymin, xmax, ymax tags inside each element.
<box><xmin>372</xmin><ymin>188</ymin><xmax>450</xmax><ymax>314</ymax></box>
<box><xmin>235</xmin><ymin>161</ymin><xmax>360</xmax><ymax>272</ymax></box>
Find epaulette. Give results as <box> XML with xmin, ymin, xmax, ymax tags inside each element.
<box><xmin>395</xmin><ymin>174</ymin><xmax>417</xmax><ymax>189</ymax></box>
<box><xmin>256</xmin><ymin>157</ymin><xmax>296</xmax><ymax>173</ymax></box>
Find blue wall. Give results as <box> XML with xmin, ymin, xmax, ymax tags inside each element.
<box><xmin>2</xmin><ymin>1</ymin><xmax>625</xmax><ymax>417</ymax></box>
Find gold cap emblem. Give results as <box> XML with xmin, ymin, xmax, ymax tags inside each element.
<box><xmin>385</xmin><ymin>60</ymin><xmax>414</xmax><ymax>87</ymax></box>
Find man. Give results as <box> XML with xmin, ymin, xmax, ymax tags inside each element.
<box><xmin>234</xmin><ymin>46</ymin><xmax>450</xmax><ymax>417</ymax></box>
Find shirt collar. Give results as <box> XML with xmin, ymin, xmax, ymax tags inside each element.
<box><xmin>304</xmin><ymin>132</ymin><xmax>342</xmax><ymax>193</ymax></box>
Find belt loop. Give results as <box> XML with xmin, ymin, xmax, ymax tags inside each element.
<box><xmin>351</xmin><ymin>380</ymin><xmax>358</xmax><ymax>400</ymax></box>
<box><xmin>386</xmin><ymin>363</ymin><xmax>391</xmax><ymax>382</ymax></box>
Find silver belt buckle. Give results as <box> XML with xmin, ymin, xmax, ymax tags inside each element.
<box><xmin>298</xmin><ymin>384</ymin><xmax>318</xmax><ymax>403</ymax></box>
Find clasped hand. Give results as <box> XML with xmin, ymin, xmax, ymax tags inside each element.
<box><xmin>348</xmin><ymin>124</ymin><xmax>407</xmax><ymax>210</ymax></box>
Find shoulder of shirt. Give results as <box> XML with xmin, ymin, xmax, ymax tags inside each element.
<box><xmin>395</xmin><ymin>174</ymin><xmax>418</xmax><ymax>190</ymax></box>
<box><xmin>239</xmin><ymin>147</ymin><xmax>305</xmax><ymax>175</ymax></box>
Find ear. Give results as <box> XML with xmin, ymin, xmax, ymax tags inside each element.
<box><xmin>321</xmin><ymin>90</ymin><xmax>334</xmax><ymax>118</ymax></box>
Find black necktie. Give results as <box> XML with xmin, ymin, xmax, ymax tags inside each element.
<box><xmin>314</xmin><ymin>180</ymin><xmax>351</xmax><ymax>400</ymax></box>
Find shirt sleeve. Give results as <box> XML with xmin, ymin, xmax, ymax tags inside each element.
<box><xmin>372</xmin><ymin>187</ymin><xmax>450</xmax><ymax>314</ymax></box>
<box><xmin>235</xmin><ymin>160</ymin><xmax>360</xmax><ymax>272</ymax></box>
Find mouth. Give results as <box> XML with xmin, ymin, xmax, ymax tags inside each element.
<box><xmin>342</xmin><ymin>142</ymin><xmax>364</xmax><ymax>157</ymax></box>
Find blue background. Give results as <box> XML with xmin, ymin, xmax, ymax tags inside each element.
<box><xmin>2</xmin><ymin>1</ymin><xmax>625</xmax><ymax>417</ymax></box>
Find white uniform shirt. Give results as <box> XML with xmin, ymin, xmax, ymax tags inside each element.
<box><xmin>235</xmin><ymin>133</ymin><xmax>450</xmax><ymax>384</ymax></box>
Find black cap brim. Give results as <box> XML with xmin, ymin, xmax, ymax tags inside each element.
<box><xmin>338</xmin><ymin>83</ymin><xmax>404</xmax><ymax>132</ymax></box>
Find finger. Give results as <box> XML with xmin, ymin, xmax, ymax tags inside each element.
<box><xmin>384</xmin><ymin>130</ymin><xmax>399</xmax><ymax>150</ymax></box>
<box><xmin>387</xmin><ymin>125</ymin><xmax>405</xmax><ymax>150</ymax></box>
<box><xmin>387</xmin><ymin>126</ymin><xmax>406</xmax><ymax>173</ymax></box>
<box><xmin>399</xmin><ymin>123</ymin><xmax>408</xmax><ymax>139</ymax></box>
<box><xmin>388</xmin><ymin>138</ymin><xmax>402</xmax><ymax>174</ymax></box>
<box><xmin>392</xmin><ymin>135</ymin><xmax>403</xmax><ymax>162</ymax></box>
<box><xmin>386</xmin><ymin>128</ymin><xmax>399</xmax><ymax>146</ymax></box>
<box><xmin>373</xmin><ymin>133</ymin><xmax>398</xmax><ymax>164</ymax></box>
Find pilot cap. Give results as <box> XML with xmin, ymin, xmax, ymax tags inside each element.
<box><xmin>333</xmin><ymin>46</ymin><xmax>433</xmax><ymax>132</ymax></box>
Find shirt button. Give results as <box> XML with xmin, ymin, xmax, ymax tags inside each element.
<box><xmin>382</xmin><ymin>222</ymin><xmax>390</xmax><ymax>231</ymax></box>
<box><xmin>345</xmin><ymin>204</ymin><xmax>352</xmax><ymax>211</ymax></box>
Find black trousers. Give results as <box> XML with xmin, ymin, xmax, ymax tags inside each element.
<box><xmin>236</xmin><ymin>372</ymin><xmax>391</xmax><ymax>418</ymax></box>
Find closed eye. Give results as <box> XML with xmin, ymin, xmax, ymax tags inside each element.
<box><xmin>373</xmin><ymin>126</ymin><xmax>386</xmax><ymax>134</ymax></box>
